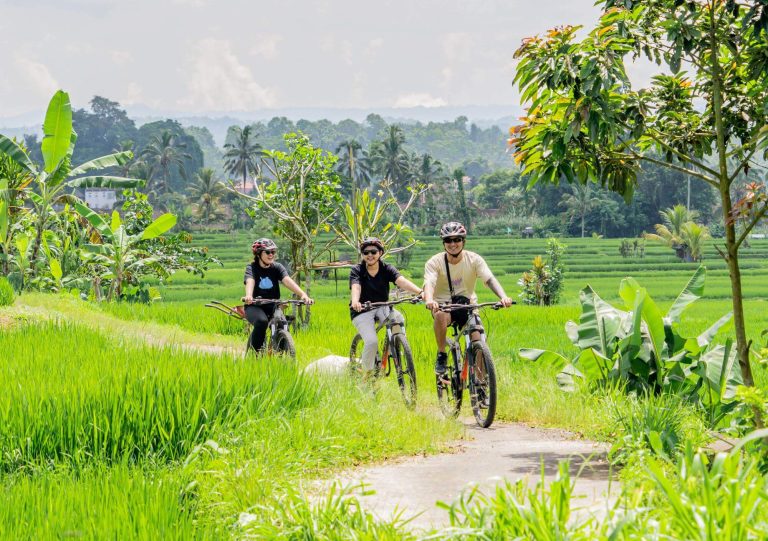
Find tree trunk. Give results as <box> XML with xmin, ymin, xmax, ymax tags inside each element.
<box><xmin>721</xmin><ymin>187</ymin><xmax>755</xmax><ymax>388</ymax></box>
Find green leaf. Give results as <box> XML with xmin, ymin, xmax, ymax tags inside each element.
<box><xmin>0</xmin><ymin>199</ymin><xmax>7</xmax><ymax>243</ymax></box>
<box><xmin>66</xmin><ymin>176</ymin><xmax>145</xmax><ymax>189</ymax></box>
<box><xmin>73</xmin><ymin>202</ymin><xmax>112</xmax><ymax>240</ymax></box>
<box><xmin>518</xmin><ymin>348</ymin><xmax>570</xmax><ymax>371</ymax></box>
<box><xmin>574</xmin><ymin>347</ymin><xmax>613</xmax><ymax>382</ymax></box>
<box><xmin>50</xmin><ymin>259</ymin><xmax>63</xmax><ymax>282</ymax></box>
<box><xmin>69</xmin><ymin>151</ymin><xmax>134</xmax><ymax>176</ymax></box>
<box><xmin>111</xmin><ymin>211</ymin><xmax>121</xmax><ymax>233</ymax></box>
<box><xmin>41</xmin><ymin>90</ymin><xmax>73</xmax><ymax>173</ymax></box>
<box><xmin>141</xmin><ymin>213</ymin><xmax>177</xmax><ymax>240</ymax></box>
<box><xmin>0</xmin><ymin>134</ymin><xmax>36</xmax><ymax>175</ymax></box>
<box><xmin>666</xmin><ymin>266</ymin><xmax>705</xmax><ymax>324</ymax></box>
<box><xmin>731</xmin><ymin>428</ymin><xmax>768</xmax><ymax>454</ymax></box>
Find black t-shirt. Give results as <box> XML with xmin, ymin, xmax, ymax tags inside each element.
<box><xmin>244</xmin><ymin>262</ymin><xmax>288</xmax><ymax>300</ymax></box>
<box><xmin>349</xmin><ymin>262</ymin><xmax>401</xmax><ymax>319</ymax></box>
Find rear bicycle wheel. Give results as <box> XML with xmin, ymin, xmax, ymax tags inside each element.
<box><xmin>391</xmin><ymin>333</ymin><xmax>417</xmax><ymax>408</ymax></box>
<box><xmin>436</xmin><ymin>348</ymin><xmax>462</xmax><ymax>418</ymax></box>
<box><xmin>274</xmin><ymin>329</ymin><xmax>296</xmax><ymax>359</ymax></box>
<box><xmin>469</xmin><ymin>341</ymin><xmax>497</xmax><ymax>428</ymax></box>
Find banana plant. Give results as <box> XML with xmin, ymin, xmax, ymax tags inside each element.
<box><xmin>74</xmin><ymin>202</ymin><xmax>176</xmax><ymax>301</ymax></box>
<box><xmin>0</xmin><ymin>90</ymin><xmax>144</xmax><ymax>278</ymax></box>
<box><xmin>521</xmin><ymin>267</ymin><xmax>743</xmax><ymax>426</ymax></box>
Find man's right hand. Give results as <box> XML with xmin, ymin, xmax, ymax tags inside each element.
<box><xmin>425</xmin><ymin>300</ymin><xmax>440</xmax><ymax>313</ymax></box>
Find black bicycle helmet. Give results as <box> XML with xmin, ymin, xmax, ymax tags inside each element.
<box><xmin>252</xmin><ymin>237</ymin><xmax>277</xmax><ymax>255</ymax></box>
<box><xmin>439</xmin><ymin>221</ymin><xmax>467</xmax><ymax>239</ymax></box>
<box><xmin>359</xmin><ymin>237</ymin><xmax>385</xmax><ymax>253</ymax></box>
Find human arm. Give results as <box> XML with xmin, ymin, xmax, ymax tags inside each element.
<box><xmin>244</xmin><ymin>278</ymin><xmax>256</xmax><ymax>304</ymax></box>
<box><xmin>485</xmin><ymin>276</ymin><xmax>514</xmax><ymax>307</ymax></box>
<box><xmin>394</xmin><ymin>276</ymin><xmax>422</xmax><ymax>297</ymax></box>
<box><xmin>350</xmin><ymin>283</ymin><xmax>363</xmax><ymax>312</ymax></box>
<box><xmin>422</xmin><ymin>257</ymin><xmax>440</xmax><ymax>313</ymax></box>
<box><xmin>281</xmin><ymin>276</ymin><xmax>314</xmax><ymax>304</ymax></box>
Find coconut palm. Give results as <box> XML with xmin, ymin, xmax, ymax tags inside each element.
<box><xmin>644</xmin><ymin>205</ymin><xmax>706</xmax><ymax>261</ymax></box>
<box><xmin>560</xmin><ymin>182</ymin><xmax>601</xmax><ymax>237</ymax></box>
<box><xmin>368</xmin><ymin>126</ymin><xmax>410</xmax><ymax>197</ymax></box>
<box><xmin>223</xmin><ymin>125</ymin><xmax>262</xmax><ymax>193</ymax></box>
<box><xmin>188</xmin><ymin>167</ymin><xmax>226</xmax><ymax>225</ymax></box>
<box><xmin>335</xmin><ymin>139</ymin><xmax>370</xmax><ymax>196</ymax></box>
<box><xmin>679</xmin><ymin>222</ymin><xmax>710</xmax><ymax>262</ymax></box>
<box><xmin>139</xmin><ymin>131</ymin><xmax>191</xmax><ymax>194</ymax></box>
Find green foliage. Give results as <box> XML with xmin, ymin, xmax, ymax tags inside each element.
<box><xmin>619</xmin><ymin>238</ymin><xmax>645</xmax><ymax>258</ymax></box>
<box><xmin>518</xmin><ymin>238</ymin><xmax>566</xmax><ymax>305</ymax></box>
<box><xmin>521</xmin><ymin>267</ymin><xmax>744</xmax><ymax>425</ymax></box>
<box><xmin>0</xmin><ymin>276</ymin><xmax>14</xmax><ymax>306</ymax></box>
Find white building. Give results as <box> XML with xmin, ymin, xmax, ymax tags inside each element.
<box><xmin>84</xmin><ymin>188</ymin><xmax>117</xmax><ymax>210</ymax></box>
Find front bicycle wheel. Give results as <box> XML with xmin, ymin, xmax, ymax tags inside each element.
<box><xmin>391</xmin><ymin>334</ymin><xmax>417</xmax><ymax>408</ymax></box>
<box><xmin>469</xmin><ymin>341</ymin><xmax>497</xmax><ymax>428</ymax></box>
<box><xmin>349</xmin><ymin>333</ymin><xmax>364</xmax><ymax>376</ymax></box>
<box><xmin>274</xmin><ymin>329</ymin><xmax>296</xmax><ymax>359</ymax></box>
<box><xmin>436</xmin><ymin>349</ymin><xmax>462</xmax><ymax>418</ymax></box>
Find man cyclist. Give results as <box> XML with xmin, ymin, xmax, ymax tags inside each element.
<box><xmin>422</xmin><ymin>222</ymin><xmax>514</xmax><ymax>376</ymax></box>
<box><xmin>244</xmin><ymin>238</ymin><xmax>313</xmax><ymax>352</ymax></box>
<box><xmin>349</xmin><ymin>237</ymin><xmax>422</xmax><ymax>379</ymax></box>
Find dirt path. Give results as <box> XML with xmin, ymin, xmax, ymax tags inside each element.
<box><xmin>334</xmin><ymin>420</ymin><xmax>613</xmax><ymax>531</ymax></box>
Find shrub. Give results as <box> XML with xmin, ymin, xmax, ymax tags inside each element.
<box><xmin>518</xmin><ymin>238</ymin><xmax>566</xmax><ymax>305</ymax></box>
<box><xmin>0</xmin><ymin>276</ymin><xmax>14</xmax><ymax>306</ymax></box>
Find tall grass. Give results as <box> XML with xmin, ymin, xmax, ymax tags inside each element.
<box><xmin>0</xmin><ymin>321</ymin><xmax>319</xmax><ymax>470</ymax></box>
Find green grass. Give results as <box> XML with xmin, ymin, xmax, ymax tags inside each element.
<box><xmin>4</xmin><ymin>232</ymin><xmax>768</xmax><ymax>537</ymax></box>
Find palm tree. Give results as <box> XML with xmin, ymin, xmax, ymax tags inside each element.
<box><xmin>560</xmin><ymin>182</ymin><xmax>600</xmax><ymax>237</ymax></box>
<box><xmin>139</xmin><ymin>131</ymin><xmax>191</xmax><ymax>194</ymax></box>
<box><xmin>335</xmin><ymin>139</ymin><xmax>370</xmax><ymax>196</ymax></box>
<box><xmin>679</xmin><ymin>222</ymin><xmax>710</xmax><ymax>262</ymax></box>
<box><xmin>223</xmin><ymin>125</ymin><xmax>262</xmax><ymax>193</ymax></box>
<box><xmin>368</xmin><ymin>126</ymin><xmax>410</xmax><ymax>198</ymax></box>
<box><xmin>188</xmin><ymin>167</ymin><xmax>226</xmax><ymax>225</ymax></box>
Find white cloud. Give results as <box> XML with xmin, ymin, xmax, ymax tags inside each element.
<box><xmin>171</xmin><ymin>0</ymin><xmax>207</xmax><ymax>5</ymax></box>
<box><xmin>363</xmin><ymin>37</ymin><xmax>384</xmax><ymax>58</ymax></box>
<box><xmin>120</xmin><ymin>82</ymin><xmax>143</xmax><ymax>105</ymax></box>
<box><xmin>179</xmin><ymin>38</ymin><xmax>276</xmax><ymax>111</ymax></box>
<box><xmin>15</xmin><ymin>56</ymin><xmax>59</xmax><ymax>98</ymax></box>
<box><xmin>393</xmin><ymin>93</ymin><xmax>447</xmax><ymax>108</ymax></box>
<box><xmin>249</xmin><ymin>34</ymin><xmax>282</xmax><ymax>60</ymax></box>
<box><xmin>110</xmin><ymin>50</ymin><xmax>134</xmax><ymax>64</ymax></box>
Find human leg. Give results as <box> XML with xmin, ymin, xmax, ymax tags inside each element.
<box><xmin>245</xmin><ymin>305</ymin><xmax>273</xmax><ymax>352</ymax></box>
<box><xmin>432</xmin><ymin>311</ymin><xmax>451</xmax><ymax>374</ymax></box>
<box><xmin>352</xmin><ymin>310</ymin><xmax>380</xmax><ymax>372</ymax></box>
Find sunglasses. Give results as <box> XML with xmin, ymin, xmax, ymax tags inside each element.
<box><xmin>443</xmin><ymin>237</ymin><xmax>464</xmax><ymax>244</ymax></box>
<box><xmin>262</xmin><ymin>250</ymin><xmax>277</xmax><ymax>255</ymax></box>
<box><xmin>361</xmin><ymin>249</ymin><xmax>380</xmax><ymax>256</ymax></box>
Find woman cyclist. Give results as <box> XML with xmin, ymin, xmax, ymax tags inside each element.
<box><xmin>244</xmin><ymin>238</ymin><xmax>313</xmax><ymax>352</ymax></box>
<box><xmin>349</xmin><ymin>237</ymin><xmax>422</xmax><ymax>379</ymax></box>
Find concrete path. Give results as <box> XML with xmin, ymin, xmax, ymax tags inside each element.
<box><xmin>335</xmin><ymin>421</ymin><xmax>613</xmax><ymax>531</ymax></box>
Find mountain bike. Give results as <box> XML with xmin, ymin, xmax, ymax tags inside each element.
<box><xmin>436</xmin><ymin>301</ymin><xmax>511</xmax><ymax>428</ymax></box>
<box><xmin>349</xmin><ymin>297</ymin><xmax>420</xmax><ymax>407</ymax></box>
<box><xmin>205</xmin><ymin>298</ymin><xmax>307</xmax><ymax>359</ymax></box>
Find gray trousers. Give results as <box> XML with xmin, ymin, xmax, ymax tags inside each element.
<box><xmin>352</xmin><ymin>306</ymin><xmax>391</xmax><ymax>372</ymax></box>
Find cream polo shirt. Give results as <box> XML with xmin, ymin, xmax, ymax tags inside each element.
<box><xmin>423</xmin><ymin>250</ymin><xmax>494</xmax><ymax>303</ymax></box>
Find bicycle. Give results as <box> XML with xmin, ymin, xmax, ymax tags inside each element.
<box><xmin>435</xmin><ymin>301</ymin><xmax>512</xmax><ymax>428</ymax></box>
<box><xmin>349</xmin><ymin>297</ymin><xmax>420</xmax><ymax>407</ymax></box>
<box><xmin>205</xmin><ymin>298</ymin><xmax>307</xmax><ymax>359</ymax></box>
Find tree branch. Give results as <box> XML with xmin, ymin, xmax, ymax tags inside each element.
<box><xmin>735</xmin><ymin>201</ymin><xmax>768</xmax><ymax>250</ymax></box>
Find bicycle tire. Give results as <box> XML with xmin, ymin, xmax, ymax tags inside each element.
<box><xmin>274</xmin><ymin>329</ymin><xmax>296</xmax><ymax>359</ymax></box>
<box><xmin>392</xmin><ymin>333</ymin><xmax>417</xmax><ymax>408</ymax></box>
<box><xmin>436</xmin><ymin>347</ymin><xmax>462</xmax><ymax>418</ymax></box>
<box><xmin>469</xmin><ymin>341</ymin><xmax>497</xmax><ymax>428</ymax></box>
<box><xmin>349</xmin><ymin>333</ymin><xmax>364</xmax><ymax>376</ymax></box>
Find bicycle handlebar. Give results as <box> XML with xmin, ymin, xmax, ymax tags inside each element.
<box><xmin>241</xmin><ymin>297</ymin><xmax>309</xmax><ymax>306</ymax></box>
<box><xmin>360</xmin><ymin>296</ymin><xmax>422</xmax><ymax>311</ymax></box>
<box><xmin>438</xmin><ymin>301</ymin><xmax>515</xmax><ymax>312</ymax></box>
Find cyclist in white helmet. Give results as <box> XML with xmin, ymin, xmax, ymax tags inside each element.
<box><xmin>422</xmin><ymin>222</ymin><xmax>513</xmax><ymax>376</ymax></box>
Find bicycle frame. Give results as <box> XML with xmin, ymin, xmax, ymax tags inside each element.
<box><xmin>446</xmin><ymin>311</ymin><xmax>487</xmax><ymax>387</ymax></box>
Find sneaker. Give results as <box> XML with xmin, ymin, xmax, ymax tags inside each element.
<box><xmin>435</xmin><ymin>352</ymin><xmax>448</xmax><ymax>375</ymax></box>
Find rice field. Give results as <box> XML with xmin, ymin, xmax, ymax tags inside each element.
<box><xmin>2</xmin><ymin>232</ymin><xmax>768</xmax><ymax>537</ymax></box>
